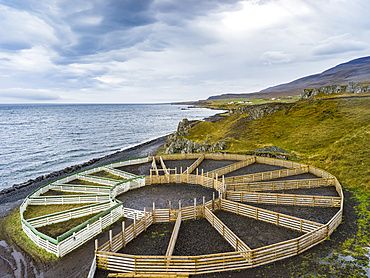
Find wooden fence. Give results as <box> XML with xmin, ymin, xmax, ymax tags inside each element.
<box><xmin>224</xmin><ymin>166</ymin><xmax>309</xmax><ymax>184</ymax></box>
<box><xmin>96</xmin><ymin>197</ymin><xmax>341</xmax><ymax>275</ymax></box>
<box><xmin>146</xmin><ymin>172</ymin><xmax>224</xmax><ymax>192</ymax></box>
<box><xmin>226</xmin><ymin>191</ymin><xmax>342</xmax><ymax>207</ymax></box>
<box><xmin>182</xmin><ymin>154</ymin><xmax>204</xmax><ymax>174</ymax></box>
<box><xmin>226</xmin><ymin>178</ymin><xmax>334</xmax><ymax>192</ymax></box>
<box><xmin>204</xmin><ymin>207</ymin><xmax>250</xmax><ymax>252</ymax></box>
<box><xmin>166</xmin><ymin>211</ymin><xmax>182</xmax><ymax>257</ymax></box>
<box><xmin>20</xmin><ymin>152</ymin><xmax>343</xmax><ymax>270</ymax></box>
<box><xmin>206</xmin><ymin>157</ymin><xmax>255</xmax><ymax>177</ymax></box>
<box><xmin>219</xmin><ymin>199</ymin><xmax>323</xmax><ymax>233</ymax></box>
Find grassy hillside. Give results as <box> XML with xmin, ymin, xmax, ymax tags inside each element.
<box><xmin>185</xmin><ymin>95</ymin><xmax>370</xmax><ymax>191</ymax></box>
<box><xmin>179</xmin><ymin>94</ymin><xmax>370</xmax><ymax>276</ymax></box>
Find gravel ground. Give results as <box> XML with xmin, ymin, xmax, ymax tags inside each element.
<box><xmin>116</xmin><ymin>162</ymin><xmax>152</xmax><ymax>176</ymax></box>
<box><xmin>116</xmin><ymin>183</ymin><xmax>217</xmax><ymax>211</ymax></box>
<box><xmin>119</xmin><ymin>222</ymin><xmax>175</xmax><ymax>255</ymax></box>
<box><xmin>173</xmin><ymin>218</ymin><xmax>234</xmax><ymax>256</ymax></box>
<box><xmin>214</xmin><ymin>210</ymin><xmax>304</xmax><ymax>249</ymax></box>
<box><xmin>163</xmin><ymin>159</ymin><xmax>197</xmax><ymax>172</ymax></box>
<box><xmin>195</xmin><ymin>159</ymin><xmax>239</xmax><ymax>173</ymax></box>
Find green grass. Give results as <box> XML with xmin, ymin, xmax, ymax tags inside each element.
<box><xmin>65</xmin><ymin>179</ymin><xmax>111</xmax><ymax>186</ymax></box>
<box><xmin>41</xmin><ymin>189</ymin><xmax>93</xmax><ymax>196</ymax></box>
<box><xmin>23</xmin><ymin>204</ymin><xmax>86</xmax><ymax>219</ymax></box>
<box><xmin>0</xmin><ymin>209</ymin><xmax>58</xmax><ymax>263</ymax></box>
<box><xmin>186</xmin><ymin>97</ymin><xmax>370</xmax><ymax>190</ymax></box>
<box><xmin>36</xmin><ymin>212</ymin><xmax>101</xmax><ymax>238</ymax></box>
<box><xmin>198</xmin><ymin>96</ymin><xmax>299</xmax><ymax>110</ymax></box>
<box><xmin>89</xmin><ymin>171</ymin><xmax>127</xmax><ymax>181</ymax></box>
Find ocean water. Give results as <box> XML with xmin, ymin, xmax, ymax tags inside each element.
<box><xmin>0</xmin><ymin>104</ymin><xmax>222</xmax><ymax>190</ymax></box>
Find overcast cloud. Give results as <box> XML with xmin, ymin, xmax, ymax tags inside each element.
<box><xmin>0</xmin><ymin>0</ymin><xmax>369</xmax><ymax>103</ymax></box>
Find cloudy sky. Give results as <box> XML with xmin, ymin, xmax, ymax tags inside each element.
<box><xmin>0</xmin><ymin>0</ymin><xmax>369</xmax><ymax>103</ymax></box>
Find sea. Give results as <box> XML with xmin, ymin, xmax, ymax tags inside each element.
<box><xmin>0</xmin><ymin>104</ymin><xmax>223</xmax><ymax>191</ymax></box>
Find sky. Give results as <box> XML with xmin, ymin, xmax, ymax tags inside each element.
<box><xmin>0</xmin><ymin>0</ymin><xmax>369</xmax><ymax>103</ymax></box>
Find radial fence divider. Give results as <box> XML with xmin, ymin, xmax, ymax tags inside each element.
<box><xmin>224</xmin><ymin>166</ymin><xmax>309</xmax><ymax>184</ymax></box>
<box><xmin>103</xmin><ymin>166</ymin><xmax>139</xmax><ymax>179</ymax></box>
<box><xmin>165</xmin><ymin>211</ymin><xmax>182</xmax><ymax>257</ymax></box>
<box><xmin>152</xmin><ymin>157</ymin><xmax>159</xmax><ymax>175</ymax></box>
<box><xmin>27</xmin><ymin>194</ymin><xmax>110</xmax><ymax>205</ymax></box>
<box><xmin>77</xmin><ymin>174</ymin><xmax>120</xmax><ymax>186</ymax></box>
<box><xmin>226</xmin><ymin>178</ymin><xmax>335</xmax><ymax>192</ymax></box>
<box><xmin>220</xmin><ymin>199</ymin><xmax>323</xmax><ymax>233</ymax></box>
<box><xmin>226</xmin><ymin>191</ymin><xmax>342</xmax><ymax>207</ymax></box>
<box><xmin>26</xmin><ymin>201</ymin><xmax>112</xmax><ymax>228</ymax></box>
<box><xmin>49</xmin><ymin>183</ymin><xmax>111</xmax><ymax>194</ymax></box>
<box><xmin>255</xmin><ymin>156</ymin><xmax>304</xmax><ymax>168</ymax></box>
<box><xmin>206</xmin><ymin>157</ymin><xmax>256</xmax><ymax>177</ymax></box>
<box><xmin>182</xmin><ymin>154</ymin><xmax>204</xmax><ymax>174</ymax></box>
<box><xmin>107</xmin><ymin>157</ymin><xmax>149</xmax><ymax>169</ymax></box>
<box><xmin>159</xmin><ymin>156</ymin><xmax>169</xmax><ymax>176</ymax></box>
<box><xmin>204</xmin><ymin>207</ymin><xmax>251</xmax><ymax>252</ymax></box>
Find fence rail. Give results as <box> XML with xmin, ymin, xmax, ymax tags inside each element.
<box><xmin>226</xmin><ymin>178</ymin><xmax>334</xmax><ymax>192</ymax></box>
<box><xmin>146</xmin><ymin>173</ymin><xmax>223</xmax><ymax>192</ymax></box>
<box><xmin>220</xmin><ymin>199</ymin><xmax>323</xmax><ymax>233</ymax></box>
<box><xmin>207</xmin><ymin>157</ymin><xmax>255</xmax><ymax>177</ymax></box>
<box><xmin>204</xmin><ymin>207</ymin><xmax>250</xmax><ymax>252</ymax></box>
<box><xmin>183</xmin><ymin>154</ymin><xmax>204</xmax><ymax>174</ymax></box>
<box><xmin>224</xmin><ymin>166</ymin><xmax>309</xmax><ymax>184</ymax></box>
<box><xmin>166</xmin><ymin>211</ymin><xmax>182</xmax><ymax>257</ymax></box>
<box><xmin>226</xmin><ymin>191</ymin><xmax>341</xmax><ymax>207</ymax></box>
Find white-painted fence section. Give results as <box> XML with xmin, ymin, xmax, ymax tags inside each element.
<box><xmin>77</xmin><ymin>174</ymin><xmax>119</xmax><ymax>186</ymax></box>
<box><xmin>27</xmin><ymin>202</ymin><xmax>112</xmax><ymax>228</ymax></box>
<box><xmin>103</xmin><ymin>166</ymin><xmax>138</xmax><ymax>179</ymax></box>
<box><xmin>27</xmin><ymin>194</ymin><xmax>110</xmax><ymax>205</ymax></box>
<box><xmin>49</xmin><ymin>183</ymin><xmax>110</xmax><ymax>194</ymax></box>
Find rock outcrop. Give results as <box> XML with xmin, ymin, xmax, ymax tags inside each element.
<box><xmin>163</xmin><ymin>119</ymin><xmax>227</xmax><ymax>154</ymax></box>
<box><xmin>300</xmin><ymin>82</ymin><xmax>370</xmax><ymax>99</ymax></box>
<box><xmin>231</xmin><ymin>102</ymin><xmax>295</xmax><ymax>120</ymax></box>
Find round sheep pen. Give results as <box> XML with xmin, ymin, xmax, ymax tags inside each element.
<box><xmin>20</xmin><ymin>153</ymin><xmax>343</xmax><ymax>277</ymax></box>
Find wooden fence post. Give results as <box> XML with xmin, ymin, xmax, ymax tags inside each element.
<box><xmin>122</xmin><ymin>221</ymin><xmax>126</xmax><ymax>247</ymax></box>
<box><xmin>144</xmin><ymin>207</ymin><xmax>147</xmax><ymax>231</ymax></box>
<box><xmin>95</xmin><ymin>239</ymin><xmax>98</xmax><ymax>251</ymax></box>
<box><xmin>179</xmin><ymin>200</ymin><xmax>181</xmax><ymax>211</ymax></box>
<box><xmin>202</xmin><ymin>169</ymin><xmax>204</xmax><ymax>186</ymax></box>
<box><xmin>203</xmin><ymin>196</ymin><xmax>205</xmax><ymax>216</ymax></box>
<box><xmin>194</xmin><ymin>198</ymin><xmax>197</xmax><ymax>219</ymax></box>
<box><xmin>212</xmin><ymin>192</ymin><xmax>215</xmax><ymax>211</ymax></box>
<box><xmin>153</xmin><ymin>202</ymin><xmax>156</xmax><ymax>223</ymax></box>
<box><xmin>134</xmin><ymin>215</ymin><xmax>136</xmax><ymax>238</ymax></box>
<box><xmin>169</xmin><ymin>201</ymin><xmax>171</xmax><ymax>222</ymax></box>
<box><xmin>109</xmin><ymin>230</ymin><xmax>113</xmax><ymax>251</ymax></box>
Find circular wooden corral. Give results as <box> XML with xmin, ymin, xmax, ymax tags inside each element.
<box><xmin>93</xmin><ymin>153</ymin><xmax>343</xmax><ymax>276</ymax></box>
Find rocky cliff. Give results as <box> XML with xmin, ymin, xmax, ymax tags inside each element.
<box><xmin>163</xmin><ymin>102</ymin><xmax>295</xmax><ymax>154</ymax></box>
<box><xmin>231</xmin><ymin>102</ymin><xmax>295</xmax><ymax>119</ymax></box>
<box><xmin>163</xmin><ymin>119</ymin><xmax>227</xmax><ymax>154</ymax></box>
<box><xmin>300</xmin><ymin>81</ymin><xmax>370</xmax><ymax>99</ymax></box>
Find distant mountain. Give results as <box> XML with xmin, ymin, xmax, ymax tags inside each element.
<box><xmin>207</xmin><ymin>56</ymin><xmax>370</xmax><ymax>100</ymax></box>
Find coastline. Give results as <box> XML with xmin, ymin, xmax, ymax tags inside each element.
<box><xmin>0</xmin><ymin>135</ymin><xmax>169</xmax><ymax>217</ymax></box>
